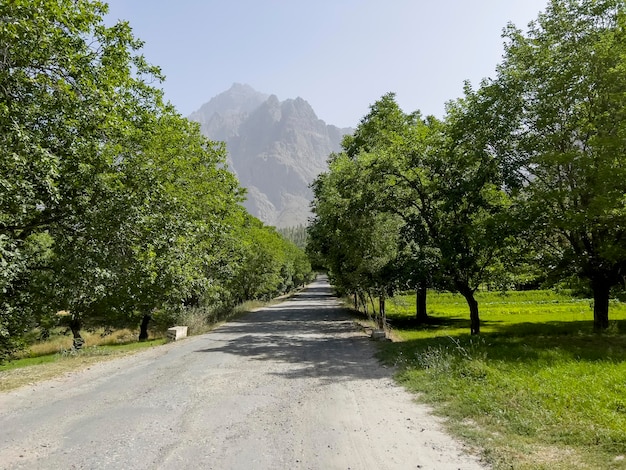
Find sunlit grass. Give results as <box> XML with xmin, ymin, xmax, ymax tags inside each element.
<box><xmin>387</xmin><ymin>290</ymin><xmax>626</xmax><ymax>340</ymax></box>
<box><xmin>379</xmin><ymin>290</ymin><xmax>626</xmax><ymax>469</ymax></box>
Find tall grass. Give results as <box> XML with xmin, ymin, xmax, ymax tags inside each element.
<box><xmin>379</xmin><ymin>290</ymin><xmax>626</xmax><ymax>469</ymax></box>
<box><xmin>20</xmin><ymin>328</ymin><xmax>143</xmax><ymax>358</ymax></box>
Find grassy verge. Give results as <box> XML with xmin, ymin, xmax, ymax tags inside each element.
<box><xmin>0</xmin><ymin>339</ymin><xmax>167</xmax><ymax>392</ymax></box>
<box><xmin>377</xmin><ymin>290</ymin><xmax>626</xmax><ymax>470</ymax></box>
<box><xmin>0</xmin><ymin>298</ymin><xmax>277</xmax><ymax>393</ymax></box>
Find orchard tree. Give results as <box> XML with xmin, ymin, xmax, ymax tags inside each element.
<box><xmin>426</xmin><ymin>90</ymin><xmax>514</xmax><ymax>334</ymax></box>
<box><xmin>229</xmin><ymin>216</ymin><xmax>312</xmax><ymax>303</ymax></box>
<box><xmin>323</xmin><ymin>93</ymin><xmax>514</xmax><ymax>334</ymax></box>
<box><xmin>278</xmin><ymin>225</ymin><xmax>308</xmax><ymax>250</ymax></box>
<box><xmin>338</xmin><ymin>94</ymin><xmax>434</xmax><ymax>323</ymax></box>
<box><xmin>309</xmin><ymin>151</ymin><xmax>403</xmax><ymax>329</ymax></box>
<box><xmin>497</xmin><ymin>0</ymin><xmax>626</xmax><ymax>330</ymax></box>
<box><xmin>0</xmin><ymin>0</ymin><xmax>166</xmax><ymax>349</ymax></box>
<box><xmin>0</xmin><ymin>0</ymin><xmax>249</xmax><ymax>352</ymax></box>
<box><xmin>104</xmin><ymin>110</ymin><xmax>245</xmax><ymax>341</ymax></box>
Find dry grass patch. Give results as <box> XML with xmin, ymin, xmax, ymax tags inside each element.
<box><xmin>1</xmin><ymin>353</ymin><xmax>127</xmax><ymax>392</ymax></box>
<box><xmin>0</xmin><ymin>339</ymin><xmax>166</xmax><ymax>392</ymax></box>
<box><xmin>22</xmin><ymin>329</ymin><xmax>139</xmax><ymax>358</ymax></box>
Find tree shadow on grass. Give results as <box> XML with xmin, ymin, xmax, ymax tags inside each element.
<box><xmin>379</xmin><ymin>318</ymin><xmax>626</xmax><ymax>367</ymax></box>
<box><xmin>387</xmin><ymin>315</ymin><xmax>473</xmax><ymax>332</ymax></box>
<box><xmin>484</xmin><ymin>319</ymin><xmax>626</xmax><ymax>363</ymax></box>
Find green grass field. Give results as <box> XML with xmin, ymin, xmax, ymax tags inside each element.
<box><xmin>378</xmin><ymin>290</ymin><xmax>626</xmax><ymax>470</ymax></box>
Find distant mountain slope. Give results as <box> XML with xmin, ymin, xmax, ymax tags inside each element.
<box><xmin>189</xmin><ymin>83</ymin><xmax>352</xmax><ymax>227</ymax></box>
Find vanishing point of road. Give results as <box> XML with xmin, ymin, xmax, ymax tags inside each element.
<box><xmin>0</xmin><ymin>276</ymin><xmax>484</xmax><ymax>469</ymax></box>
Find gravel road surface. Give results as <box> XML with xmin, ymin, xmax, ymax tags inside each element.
<box><xmin>0</xmin><ymin>276</ymin><xmax>484</xmax><ymax>469</ymax></box>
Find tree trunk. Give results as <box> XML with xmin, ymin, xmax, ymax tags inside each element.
<box><xmin>358</xmin><ymin>292</ymin><xmax>367</xmax><ymax>316</ymax></box>
<box><xmin>69</xmin><ymin>317</ymin><xmax>84</xmax><ymax>350</ymax></box>
<box><xmin>378</xmin><ymin>293</ymin><xmax>386</xmax><ymax>330</ymax></box>
<box><xmin>592</xmin><ymin>280</ymin><xmax>610</xmax><ymax>331</ymax></box>
<box><xmin>458</xmin><ymin>284</ymin><xmax>480</xmax><ymax>335</ymax></box>
<box><xmin>415</xmin><ymin>282</ymin><xmax>428</xmax><ymax>323</ymax></box>
<box><xmin>139</xmin><ymin>314</ymin><xmax>151</xmax><ymax>341</ymax></box>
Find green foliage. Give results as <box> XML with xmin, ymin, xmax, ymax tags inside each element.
<box><xmin>0</xmin><ymin>0</ymin><xmax>310</xmax><ymax>360</ymax></box>
<box><xmin>277</xmin><ymin>225</ymin><xmax>308</xmax><ymax>250</ymax></box>
<box><xmin>310</xmin><ymin>91</ymin><xmax>513</xmax><ymax>333</ymax></box>
<box><xmin>310</xmin><ymin>95</ymin><xmax>419</xmax><ymax>299</ymax></box>
<box><xmin>230</xmin><ymin>217</ymin><xmax>312</xmax><ymax>302</ymax></box>
<box><xmin>0</xmin><ymin>0</ymin><xmax>150</xmax><ymax>356</ymax></box>
<box><xmin>310</xmin><ymin>0</ymin><xmax>626</xmax><ymax>332</ymax></box>
<box><xmin>495</xmin><ymin>0</ymin><xmax>626</xmax><ymax>329</ymax></box>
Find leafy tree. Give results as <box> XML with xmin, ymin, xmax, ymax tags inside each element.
<box><xmin>100</xmin><ymin>111</ymin><xmax>244</xmax><ymax>340</ymax></box>
<box><xmin>341</xmin><ymin>94</ymin><xmax>436</xmax><ymax>324</ymax></box>
<box><xmin>0</xmin><ymin>0</ymin><xmax>249</xmax><ymax>352</ymax></box>
<box><xmin>309</xmin><ymin>149</ymin><xmax>404</xmax><ymax>329</ymax></box>
<box><xmin>277</xmin><ymin>225</ymin><xmax>308</xmax><ymax>250</ymax></box>
<box><xmin>230</xmin><ymin>216</ymin><xmax>312</xmax><ymax>303</ymax></box>
<box><xmin>288</xmin><ymin>242</ymin><xmax>314</xmax><ymax>288</ymax></box>
<box><xmin>0</xmin><ymin>0</ymin><xmax>165</xmax><ymax>349</ymax></box>
<box><xmin>419</xmin><ymin>87</ymin><xmax>515</xmax><ymax>334</ymax></box>
<box><xmin>312</xmin><ymin>93</ymin><xmax>514</xmax><ymax>334</ymax></box>
<box><xmin>496</xmin><ymin>0</ymin><xmax>626</xmax><ymax>330</ymax></box>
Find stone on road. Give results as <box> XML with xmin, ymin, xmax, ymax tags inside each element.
<box><xmin>0</xmin><ymin>276</ymin><xmax>484</xmax><ymax>469</ymax></box>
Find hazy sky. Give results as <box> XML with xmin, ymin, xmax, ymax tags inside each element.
<box><xmin>104</xmin><ymin>0</ymin><xmax>548</xmax><ymax>128</ymax></box>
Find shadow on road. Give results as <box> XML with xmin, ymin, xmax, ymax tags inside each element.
<box><xmin>194</xmin><ymin>278</ymin><xmax>387</xmax><ymax>384</ymax></box>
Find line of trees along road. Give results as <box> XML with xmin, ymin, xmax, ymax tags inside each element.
<box><xmin>0</xmin><ymin>0</ymin><xmax>312</xmax><ymax>360</ymax></box>
<box><xmin>308</xmin><ymin>0</ymin><xmax>626</xmax><ymax>334</ymax></box>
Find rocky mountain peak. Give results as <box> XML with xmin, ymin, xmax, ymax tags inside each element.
<box><xmin>190</xmin><ymin>83</ymin><xmax>268</xmax><ymax>122</ymax></box>
<box><xmin>189</xmin><ymin>83</ymin><xmax>269</xmax><ymax>142</ymax></box>
<box><xmin>189</xmin><ymin>84</ymin><xmax>352</xmax><ymax>227</ymax></box>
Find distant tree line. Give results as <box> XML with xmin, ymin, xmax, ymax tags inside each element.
<box><xmin>278</xmin><ymin>225</ymin><xmax>308</xmax><ymax>251</ymax></box>
<box><xmin>308</xmin><ymin>0</ymin><xmax>626</xmax><ymax>334</ymax></box>
<box><xmin>0</xmin><ymin>0</ymin><xmax>312</xmax><ymax>360</ymax></box>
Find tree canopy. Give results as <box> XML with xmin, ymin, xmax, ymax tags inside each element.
<box><xmin>495</xmin><ymin>0</ymin><xmax>626</xmax><ymax>330</ymax></box>
<box><xmin>308</xmin><ymin>0</ymin><xmax>626</xmax><ymax>334</ymax></box>
<box><xmin>0</xmin><ymin>0</ymin><xmax>312</xmax><ymax>359</ymax></box>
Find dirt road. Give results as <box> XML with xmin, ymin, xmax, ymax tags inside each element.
<box><xmin>0</xmin><ymin>276</ymin><xmax>484</xmax><ymax>469</ymax></box>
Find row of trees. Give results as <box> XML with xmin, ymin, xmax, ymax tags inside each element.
<box><xmin>278</xmin><ymin>225</ymin><xmax>308</xmax><ymax>250</ymax></box>
<box><xmin>0</xmin><ymin>0</ymin><xmax>311</xmax><ymax>359</ymax></box>
<box><xmin>308</xmin><ymin>0</ymin><xmax>626</xmax><ymax>334</ymax></box>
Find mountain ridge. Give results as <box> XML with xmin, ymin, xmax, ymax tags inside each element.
<box><xmin>189</xmin><ymin>83</ymin><xmax>352</xmax><ymax>227</ymax></box>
